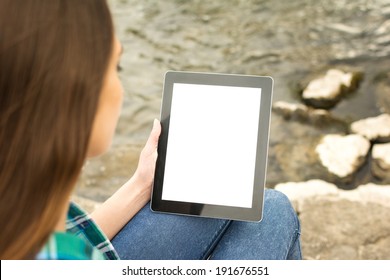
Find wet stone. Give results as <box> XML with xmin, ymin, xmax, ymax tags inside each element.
<box><xmin>272</xmin><ymin>101</ymin><xmax>345</xmax><ymax>127</ymax></box>
<box><xmin>276</xmin><ymin>181</ymin><xmax>390</xmax><ymax>259</ymax></box>
<box><xmin>372</xmin><ymin>143</ymin><xmax>390</xmax><ymax>183</ymax></box>
<box><xmin>350</xmin><ymin>114</ymin><xmax>390</xmax><ymax>142</ymax></box>
<box><xmin>298</xmin><ymin>196</ymin><xmax>390</xmax><ymax>260</ymax></box>
<box><xmin>315</xmin><ymin>134</ymin><xmax>370</xmax><ymax>179</ymax></box>
<box><xmin>273</xmin><ymin>101</ymin><xmax>326</xmax><ymax>119</ymax></box>
<box><xmin>302</xmin><ymin>69</ymin><xmax>361</xmax><ymax>109</ymax></box>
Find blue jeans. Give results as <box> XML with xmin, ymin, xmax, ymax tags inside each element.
<box><xmin>111</xmin><ymin>189</ymin><xmax>302</xmax><ymax>260</ymax></box>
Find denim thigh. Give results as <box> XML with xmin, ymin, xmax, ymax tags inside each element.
<box><xmin>111</xmin><ymin>189</ymin><xmax>301</xmax><ymax>260</ymax></box>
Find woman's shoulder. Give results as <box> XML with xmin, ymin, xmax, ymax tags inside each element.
<box><xmin>36</xmin><ymin>231</ymin><xmax>106</xmax><ymax>260</ymax></box>
<box><xmin>66</xmin><ymin>201</ymin><xmax>120</xmax><ymax>260</ymax></box>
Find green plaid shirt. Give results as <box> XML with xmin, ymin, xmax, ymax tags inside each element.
<box><xmin>36</xmin><ymin>202</ymin><xmax>120</xmax><ymax>260</ymax></box>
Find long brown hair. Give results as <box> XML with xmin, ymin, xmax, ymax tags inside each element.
<box><xmin>0</xmin><ymin>0</ymin><xmax>114</xmax><ymax>259</ymax></box>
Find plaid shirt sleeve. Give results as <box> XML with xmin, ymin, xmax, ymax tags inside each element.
<box><xmin>36</xmin><ymin>201</ymin><xmax>120</xmax><ymax>260</ymax></box>
<box><xmin>64</xmin><ymin>201</ymin><xmax>120</xmax><ymax>260</ymax></box>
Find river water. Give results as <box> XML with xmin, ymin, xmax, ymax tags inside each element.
<box><xmin>76</xmin><ymin>0</ymin><xmax>390</xmax><ymax>201</ymax></box>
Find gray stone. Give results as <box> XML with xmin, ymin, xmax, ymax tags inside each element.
<box><xmin>275</xmin><ymin>181</ymin><xmax>390</xmax><ymax>259</ymax></box>
<box><xmin>315</xmin><ymin>134</ymin><xmax>370</xmax><ymax>179</ymax></box>
<box><xmin>299</xmin><ymin>198</ymin><xmax>390</xmax><ymax>259</ymax></box>
<box><xmin>350</xmin><ymin>114</ymin><xmax>390</xmax><ymax>142</ymax></box>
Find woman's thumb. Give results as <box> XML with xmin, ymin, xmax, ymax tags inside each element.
<box><xmin>146</xmin><ymin>119</ymin><xmax>161</xmax><ymax>148</ymax></box>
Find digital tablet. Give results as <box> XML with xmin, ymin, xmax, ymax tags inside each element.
<box><xmin>151</xmin><ymin>71</ymin><xmax>273</xmax><ymax>222</ymax></box>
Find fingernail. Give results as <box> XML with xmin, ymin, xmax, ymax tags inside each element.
<box><xmin>153</xmin><ymin>119</ymin><xmax>159</xmax><ymax>128</ymax></box>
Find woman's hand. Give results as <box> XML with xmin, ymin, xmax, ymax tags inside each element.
<box><xmin>133</xmin><ymin>119</ymin><xmax>161</xmax><ymax>188</ymax></box>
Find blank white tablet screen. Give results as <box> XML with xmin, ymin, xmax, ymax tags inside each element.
<box><xmin>161</xmin><ymin>83</ymin><xmax>261</xmax><ymax>208</ymax></box>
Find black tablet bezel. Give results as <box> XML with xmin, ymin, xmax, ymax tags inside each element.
<box><xmin>151</xmin><ymin>71</ymin><xmax>273</xmax><ymax>222</ymax></box>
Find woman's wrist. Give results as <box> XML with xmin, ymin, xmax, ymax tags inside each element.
<box><xmin>122</xmin><ymin>173</ymin><xmax>152</xmax><ymax>206</ymax></box>
<box><xmin>90</xmin><ymin>173</ymin><xmax>152</xmax><ymax>240</ymax></box>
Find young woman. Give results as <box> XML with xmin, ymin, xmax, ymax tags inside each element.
<box><xmin>0</xmin><ymin>0</ymin><xmax>301</xmax><ymax>260</ymax></box>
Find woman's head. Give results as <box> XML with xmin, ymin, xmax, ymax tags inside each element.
<box><xmin>0</xmin><ymin>0</ymin><xmax>118</xmax><ymax>259</ymax></box>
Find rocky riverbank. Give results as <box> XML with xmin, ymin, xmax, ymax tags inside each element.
<box><xmin>276</xmin><ymin>180</ymin><xmax>390</xmax><ymax>259</ymax></box>
<box><xmin>75</xmin><ymin>0</ymin><xmax>390</xmax><ymax>259</ymax></box>
<box><xmin>273</xmin><ymin>67</ymin><xmax>390</xmax><ymax>259</ymax></box>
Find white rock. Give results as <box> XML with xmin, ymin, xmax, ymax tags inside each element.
<box><xmin>272</xmin><ymin>101</ymin><xmax>331</xmax><ymax>121</ymax></box>
<box><xmin>289</xmin><ymin>181</ymin><xmax>390</xmax><ymax>260</ymax></box>
<box><xmin>275</xmin><ymin>180</ymin><xmax>339</xmax><ymax>212</ymax></box>
<box><xmin>276</xmin><ymin>180</ymin><xmax>390</xmax><ymax>210</ymax></box>
<box><xmin>273</xmin><ymin>101</ymin><xmax>329</xmax><ymax>115</ymax></box>
<box><xmin>350</xmin><ymin>114</ymin><xmax>390</xmax><ymax>141</ymax></box>
<box><xmin>338</xmin><ymin>183</ymin><xmax>390</xmax><ymax>208</ymax></box>
<box><xmin>302</xmin><ymin>69</ymin><xmax>354</xmax><ymax>100</ymax></box>
<box><xmin>315</xmin><ymin>134</ymin><xmax>370</xmax><ymax>178</ymax></box>
<box><xmin>275</xmin><ymin>179</ymin><xmax>339</xmax><ymax>201</ymax></box>
<box><xmin>273</xmin><ymin>101</ymin><xmax>308</xmax><ymax>113</ymax></box>
<box><xmin>371</xmin><ymin>143</ymin><xmax>390</xmax><ymax>182</ymax></box>
<box><xmin>372</xmin><ymin>143</ymin><xmax>390</xmax><ymax>168</ymax></box>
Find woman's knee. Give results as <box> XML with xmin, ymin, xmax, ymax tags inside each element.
<box><xmin>263</xmin><ymin>189</ymin><xmax>300</xmax><ymax>229</ymax></box>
